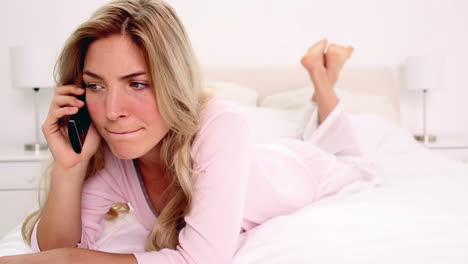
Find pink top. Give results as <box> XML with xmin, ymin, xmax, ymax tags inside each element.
<box><xmin>30</xmin><ymin>95</ymin><xmax>379</xmax><ymax>263</ymax></box>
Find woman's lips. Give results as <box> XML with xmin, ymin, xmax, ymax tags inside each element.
<box><xmin>107</xmin><ymin>128</ymin><xmax>143</xmax><ymax>135</ymax></box>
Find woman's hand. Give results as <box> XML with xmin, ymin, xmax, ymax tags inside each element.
<box><xmin>301</xmin><ymin>38</ymin><xmax>354</xmax><ymax>102</ymax></box>
<box><xmin>42</xmin><ymin>85</ymin><xmax>101</xmax><ymax>172</ymax></box>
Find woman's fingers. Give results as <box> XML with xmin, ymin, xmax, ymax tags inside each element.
<box><xmin>52</xmin><ymin>106</ymin><xmax>79</xmax><ymax>120</ymax></box>
<box><xmin>42</xmin><ymin>107</ymin><xmax>78</xmax><ymax>137</ymax></box>
<box><xmin>44</xmin><ymin>85</ymin><xmax>84</xmax><ymax>135</ymax></box>
<box><xmin>52</xmin><ymin>95</ymin><xmax>85</xmax><ymax>108</ymax></box>
<box><xmin>54</xmin><ymin>85</ymin><xmax>84</xmax><ymax>96</ymax></box>
<box><xmin>42</xmin><ymin>85</ymin><xmax>83</xmax><ymax>138</ymax></box>
<box><xmin>49</xmin><ymin>86</ymin><xmax>84</xmax><ymax>110</ymax></box>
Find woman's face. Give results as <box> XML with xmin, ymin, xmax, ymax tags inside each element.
<box><xmin>83</xmin><ymin>34</ymin><xmax>170</xmax><ymax>160</ymax></box>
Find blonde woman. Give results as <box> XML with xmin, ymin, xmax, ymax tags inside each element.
<box><xmin>0</xmin><ymin>0</ymin><xmax>379</xmax><ymax>263</ymax></box>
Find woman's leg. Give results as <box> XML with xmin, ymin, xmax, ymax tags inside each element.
<box><xmin>296</xmin><ymin>39</ymin><xmax>354</xmax><ymax>141</ymax></box>
<box><xmin>287</xmin><ymin>40</ymin><xmax>381</xmax><ymax>201</ymax></box>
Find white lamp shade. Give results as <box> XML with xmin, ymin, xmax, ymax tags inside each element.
<box><xmin>404</xmin><ymin>55</ymin><xmax>444</xmax><ymax>91</ymax></box>
<box><xmin>9</xmin><ymin>45</ymin><xmax>59</xmax><ymax>89</ymax></box>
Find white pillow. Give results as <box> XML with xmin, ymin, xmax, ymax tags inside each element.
<box><xmin>237</xmin><ymin>105</ymin><xmax>303</xmax><ymax>144</ymax></box>
<box><xmin>259</xmin><ymin>87</ymin><xmax>311</xmax><ymax>111</ymax></box>
<box><xmin>203</xmin><ymin>80</ymin><xmax>258</xmax><ymax>107</ymax></box>
<box><xmin>237</xmin><ymin>104</ymin><xmax>413</xmax><ymax>157</ymax></box>
<box><xmin>260</xmin><ymin>87</ymin><xmax>399</xmax><ymax>125</ymax></box>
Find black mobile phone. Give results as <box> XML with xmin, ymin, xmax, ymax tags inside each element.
<box><xmin>68</xmin><ymin>82</ymin><xmax>91</xmax><ymax>153</ymax></box>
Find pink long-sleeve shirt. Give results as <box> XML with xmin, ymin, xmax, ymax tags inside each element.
<box><xmin>31</xmin><ymin>94</ymin><xmax>378</xmax><ymax>263</ymax></box>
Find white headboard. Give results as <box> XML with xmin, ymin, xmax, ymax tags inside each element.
<box><xmin>202</xmin><ymin>65</ymin><xmax>400</xmax><ymax>123</ymax></box>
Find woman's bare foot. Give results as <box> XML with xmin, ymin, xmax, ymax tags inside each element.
<box><xmin>325</xmin><ymin>44</ymin><xmax>354</xmax><ymax>87</ymax></box>
<box><xmin>301</xmin><ymin>38</ymin><xmax>329</xmax><ymax>102</ymax></box>
<box><xmin>301</xmin><ymin>39</ymin><xmax>353</xmax><ymax>102</ymax></box>
<box><xmin>300</xmin><ymin>39</ymin><xmax>354</xmax><ymax>124</ymax></box>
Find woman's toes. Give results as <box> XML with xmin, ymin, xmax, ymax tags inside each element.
<box><xmin>307</xmin><ymin>38</ymin><xmax>328</xmax><ymax>53</ymax></box>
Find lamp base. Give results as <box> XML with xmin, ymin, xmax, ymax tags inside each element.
<box><xmin>414</xmin><ymin>134</ymin><xmax>437</xmax><ymax>144</ymax></box>
<box><xmin>24</xmin><ymin>143</ymin><xmax>48</xmax><ymax>152</ymax></box>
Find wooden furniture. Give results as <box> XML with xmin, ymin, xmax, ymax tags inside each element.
<box><xmin>0</xmin><ymin>146</ymin><xmax>51</xmax><ymax>238</ymax></box>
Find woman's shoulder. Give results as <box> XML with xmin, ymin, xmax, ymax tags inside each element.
<box><xmin>191</xmin><ymin>94</ymin><xmax>251</xmax><ymax>155</ymax></box>
<box><xmin>199</xmin><ymin>94</ymin><xmax>247</xmax><ymax>130</ymax></box>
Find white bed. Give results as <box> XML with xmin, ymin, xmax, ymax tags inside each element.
<box><xmin>1</xmin><ymin>66</ymin><xmax>467</xmax><ymax>263</ymax></box>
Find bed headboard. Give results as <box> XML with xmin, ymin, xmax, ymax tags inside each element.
<box><xmin>202</xmin><ymin>65</ymin><xmax>400</xmax><ymax>123</ymax></box>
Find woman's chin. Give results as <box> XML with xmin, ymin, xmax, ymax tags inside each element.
<box><xmin>107</xmin><ymin>144</ymin><xmax>146</xmax><ymax>160</ymax></box>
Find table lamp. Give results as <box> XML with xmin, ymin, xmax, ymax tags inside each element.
<box><xmin>403</xmin><ymin>55</ymin><xmax>444</xmax><ymax>144</ymax></box>
<box><xmin>9</xmin><ymin>45</ymin><xmax>58</xmax><ymax>151</ymax></box>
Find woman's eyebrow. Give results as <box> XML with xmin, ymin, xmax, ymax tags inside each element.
<box><xmin>83</xmin><ymin>70</ymin><xmax>147</xmax><ymax>80</ymax></box>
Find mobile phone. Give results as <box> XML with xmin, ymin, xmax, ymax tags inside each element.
<box><xmin>68</xmin><ymin>82</ymin><xmax>91</xmax><ymax>153</ymax></box>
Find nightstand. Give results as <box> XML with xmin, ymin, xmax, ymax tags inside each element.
<box><xmin>422</xmin><ymin>135</ymin><xmax>468</xmax><ymax>163</ymax></box>
<box><xmin>0</xmin><ymin>146</ymin><xmax>51</xmax><ymax>238</ymax></box>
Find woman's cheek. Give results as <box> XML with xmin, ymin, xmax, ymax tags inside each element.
<box><xmin>85</xmin><ymin>98</ymin><xmax>104</xmax><ymax>123</ymax></box>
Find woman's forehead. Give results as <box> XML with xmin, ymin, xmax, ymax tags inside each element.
<box><xmin>83</xmin><ymin>34</ymin><xmax>148</xmax><ymax>76</ymax></box>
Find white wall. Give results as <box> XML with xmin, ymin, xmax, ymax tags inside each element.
<box><xmin>1</xmin><ymin>0</ymin><xmax>467</xmax><ymax>148</ymax></box>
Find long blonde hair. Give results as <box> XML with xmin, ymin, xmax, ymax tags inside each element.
<box><xmin>22</xmin><ymin>0</ymin><xmax>213</xmax><ymax>251</ymax></box>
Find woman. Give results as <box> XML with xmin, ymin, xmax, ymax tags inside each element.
<box><xmin>0</xmin><ymin>0</ymin><xmax>378</xmax><ymax>263</ymax></box>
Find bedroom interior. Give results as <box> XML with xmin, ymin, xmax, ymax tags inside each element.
<box><xmin>1</xmin><ymin>0</ymin><xmax>467</xmax><ymax>263</ymax></box>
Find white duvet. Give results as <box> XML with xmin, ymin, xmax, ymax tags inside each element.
<box><xmin>1</xmin><ymin>106</ymin><xmax>468</xmax><ymax>263</ymax></box>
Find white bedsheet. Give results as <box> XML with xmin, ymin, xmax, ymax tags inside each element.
<box><xmin>1</xmin><ymin>106</ymin><xmax>467</xmax><ymax>263</ymax></box>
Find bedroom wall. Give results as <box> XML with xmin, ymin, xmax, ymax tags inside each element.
<box><xmin>1</xmin><ymin>0</ymin><xmax>467</xmax><ymax>148</ymax></box>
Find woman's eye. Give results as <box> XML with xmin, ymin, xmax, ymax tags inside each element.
<box><xmin>130</xmin><ymin>82</ymin><xmax>149</xmax><ymax>89</ymax></box>
<box><xmin>85</xmin><ymin>83</ymin><xmax>104</xmax><ymax>90</ymax></box>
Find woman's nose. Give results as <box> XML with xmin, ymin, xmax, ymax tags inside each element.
<box><xmin>106</xmin><ymin>87</ymin><xmax>129</xmax><ymax>120</ymax></box>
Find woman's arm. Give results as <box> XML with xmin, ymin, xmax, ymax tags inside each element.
<box><xmin>36</xmin><ymin>84</ymin><xmax>103</xmax><ymax>250</ymax></box>
<box><xmin>36</xmin><ymin>165</ymin><xmax>87</xmax><ymax>250</ymax></box>
<box><xmin>65</xmin><ymin>249</ymin><xmax>137</xmax><ymax>264</ymax></box>
<box><xmin>0</xmin><ymin>248</ymin><xmax>136</xmax><ymax>264</ymax></box>
<box><xmin>297</xmin><ymin>40</ymin><xmax>381</xmax><ymax>200</ymax></box>
<box><xmin>31</xmin><ymin>147</ymin><xmax>128</xmax><ymax>252</ymax></box>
